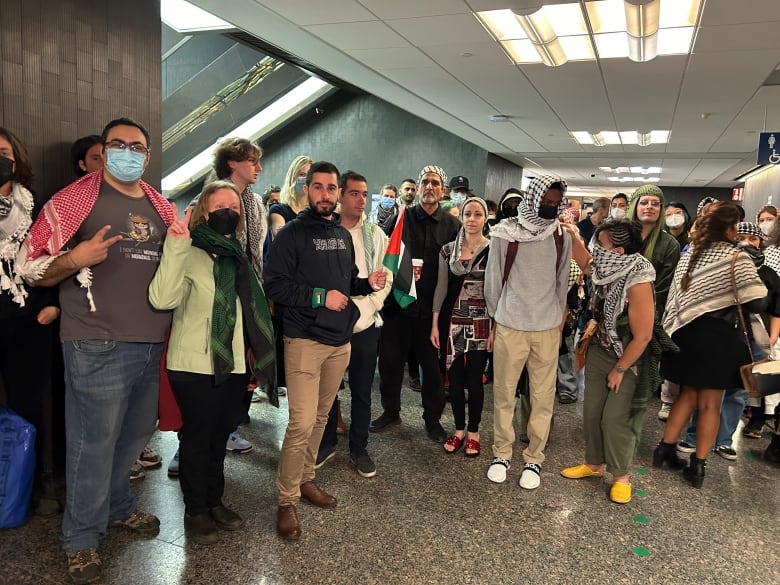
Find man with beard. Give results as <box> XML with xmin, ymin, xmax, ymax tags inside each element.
<box><xmin>398</xmin><ymin>179</ymin><xmax>417</xmax><ymax>209</ymax></box>
<box><xmin>264</xmin><ymin>161</ymin><xmax>386</xmax><ymax>539</ymax></box>
<box><xmin>371</xmin><ymin>165</ymin><xmax>460</xmax><ymax>442</ymax></box>
<box><xmin>484</xmin><ymin>175</ymin><xmax>572</xmax><ymax>491</ymax></box>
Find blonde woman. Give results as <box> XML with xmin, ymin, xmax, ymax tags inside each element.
<box><xmin>269</xmin><ymin>155</ymin><xmax>312</xmax><ymax>238</ymax></box>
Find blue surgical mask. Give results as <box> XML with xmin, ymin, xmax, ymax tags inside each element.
<box><xmin>452</xmin><ymin>193</ymin><xmax>466</xmax><ymax>206</ymax></box>
<box><xmin>105</xmin><ymin>149</ymin><xmax>145</xmax><ymax>182</ymax></box>
<box><xmin>379</xmin><ymin>196</ymin><xmax>395</xmax><ymax>210</ymax></box>
<box><xmin>295</xmin><ymin>176</ymin><xmax>307</xmax><ymax>194</ymax></box>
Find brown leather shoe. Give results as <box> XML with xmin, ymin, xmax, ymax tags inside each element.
<box><xmin>299</xmin><ymin>481</ymin><xmax>337</xmax><ymax>508</ymax></box>
<box><xmin>277</xmin><ymin>503</ymin><xmax>301</xmax><ymax>540</ymax></box>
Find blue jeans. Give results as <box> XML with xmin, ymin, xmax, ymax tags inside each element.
<box><xmin>61</xmin><ymin>340</ymin><xmax>163</xmax><ymax>553</ymax></box>
<box><xmin>684</xmin><ymin>388</ymin><xmax>748</xmax><ymax>448</ymax></box>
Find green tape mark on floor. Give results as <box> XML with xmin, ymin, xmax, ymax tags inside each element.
<box><xmin>637</xmin><ymin>448</ymin><xmax>649</xmax><ymax>456</ymax></box>
<box><xmin>633</xmin><ymin>515</ymin><xmax>650</xmax><ymax>525</ymax></box>
<box><xmin>632</xmin><ymin>546</ymin><xmax>651</xmax><ymax>557</ymax></box>
<box><xmin>634</xmin><ymin>467</ymin><xmax>649</xmax><ymax>475</ymax></box>
<box><xmin>635</xmin><ymin>488</ymin><xmax>649</xmax><ymax>497</ymax></box>
<box><xmin>744</xmin><ymin>452</ymin><xmax>755</xmax><ymax>461</ymax></box>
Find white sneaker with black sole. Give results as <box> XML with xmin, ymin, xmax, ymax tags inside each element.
<box><xmin>487</xmin><ymin>457</ymin><xmax>510</xmax><ymax>483</ymax></box>
<box><xmin>714</xmin><ymin>445</ymin><xmax>737</xmax><ymax>461</ymax></box>
<box><xmin>658</xmin><ymin>402</ymin><xmax>672</xmax><ymax>421</ymax></box>
<box><xmin>519</xmin><ymin>463</ymin><xmax>541</xmax><ymax>490</ymax></box>
<box><xmin>226</xmin><ymin>433</ymin><xmax>253</xmax><ymax>454</ymax></box>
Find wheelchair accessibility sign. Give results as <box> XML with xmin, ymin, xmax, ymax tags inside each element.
<box><xmin>758</xmin><ymin>132</ymin><xmax>780</xmax><ymax>165</ymax></box>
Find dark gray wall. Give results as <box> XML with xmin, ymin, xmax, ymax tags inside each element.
<box><xmin>0</xmin><ymin>0</ymin><xmax>162</xmax><ymax>200</ymax></box>
<box><xmin>657</xmin><ymin>186</ymin><xmax>734</xmax><ymax>218</ymax></box>
<box><xmin>485</xmin><ymin>153</ymin><xmax>523</xmax><ymax>204</ymax></box>
<box><xmin>255</xmin><ymin>94</ymin><xmax>519</xmax><ymax>206</ymax></box>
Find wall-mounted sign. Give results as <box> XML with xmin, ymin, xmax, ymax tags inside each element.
<box><xmin>757</xmin><ymin>132</ymin><xmax>780</xmax><ymax>165</ymax></box>
<box><xmin>732</xmin><ymin>187</ymin><xmax>744</xmax><ymax>201</ymax></box>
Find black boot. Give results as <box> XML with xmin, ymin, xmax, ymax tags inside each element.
<box><xmin>764</xmin><ymin>433</ymin><xmax>780</xmax><ymax>464</ymax></box>
<box><xmin>682</xmin><ymin>454</ymin><xmax>706</xmax><ymax>488</ymax></box>
<box><xmin>652</xmin><ymin>441</ymin><xmax>684</xmax><ymax>470</ymax></box>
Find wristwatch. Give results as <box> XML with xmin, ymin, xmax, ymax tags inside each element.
<box><xmin>615</xmin><ymin>365</ymin><xmax>626</xmax><ymax>374</ymax></box>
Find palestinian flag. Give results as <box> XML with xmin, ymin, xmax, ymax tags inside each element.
<box><xmin>383</xmin><ymin>207</ymin><xmax>417</xmax><ymax>308</ymax></box>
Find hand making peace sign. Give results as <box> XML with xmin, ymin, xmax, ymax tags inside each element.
<box><xmin>167</xmin><ymin>202</ymin><xmax>193</xmax><ymax>239</ymax></box>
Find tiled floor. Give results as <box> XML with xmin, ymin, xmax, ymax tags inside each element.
<box><xmin>2</xmin><ymin>378</ymin><xmax>778</xmax><ymax>584</ymax></box>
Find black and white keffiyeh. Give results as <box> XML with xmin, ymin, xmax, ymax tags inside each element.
<box><xmin>491</xmin><ymin>175</ymin><xmax>567</xmax><ymax>243</ymax></box>
<box><xmin>663</xmin><ymin>241</ymin><xmax>766</xmax><ymax>336</ymax></box>
<box><xmin>765</xmin><ymin>245</ymin><xmax>780</xmax><ymax>276</ymax></box>
<box><xmin>591</xmin><ymin>245</ymin><xmax>655</xmax><ymax>356</ymax></box>
<box><xmin>0</xmin><ymin>183</ymin><xmax>33</xmax><ymax>306</ymax></box>
<box><xmin>418</xmin><ymin>165</ymin><xmax>447</xmax><ymax>190</ymax></box>
<box><xmin>236</xmin><ymin>185</ymin><xmax>267</xmax><ymax>279</ymax></box>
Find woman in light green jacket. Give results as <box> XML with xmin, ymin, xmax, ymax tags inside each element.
<box><xmin>149</xmin><ymin>181</ymin><xmax>275</xmax><ymax>545</ymax></box>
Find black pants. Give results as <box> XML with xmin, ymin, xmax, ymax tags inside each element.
<box><xmin>448</xmin><ymin>350</ymin><xmax>489</xmax><ymax>432</ymax></box>
<box><xmin>378</xmin><ymin>313</ymin><xmax>444</xmax><ymax>425</ymax></box>
<box><xmin>169</xmin><ymin>371</ymin><xmax>246</xmax><ymax>516</ymax></box>
<box><xmin>321</xmin><ymin>326</ymin><xmax>379</xmax><ymax>454</ymax></box>
<box><xmin>0</xmin><ymin>314</ymin><xmax>56</xmax><ymax>500</ymax></box>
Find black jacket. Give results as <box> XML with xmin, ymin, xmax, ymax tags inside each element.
<box><xmin>383</xmin><ymin>204</ymin><xmax>461</xmax><ymax>318</ymax></box>
<box><xmin>264</xmin><ymin>208</ymin><xmax>373</xmax><ymax>346</ymax></box>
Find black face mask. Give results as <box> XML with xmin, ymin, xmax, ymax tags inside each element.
<box><xmin>207</xmin><ymin>208</ymin><xmax>240</xmax><ymax>235</ymax></box>
<box><xmin>737</xmin><ymin>241</ymin><xmax>765</xmax><ymax>268</ymax></box>
<box><xmin>502</xmin><ymin>202</ymin><xmax>519</xmax><ymax>218</ymax></box>
<box><xmin>538</xmin><ymin>204</ymin><xmax>558</xmax><ymax>220</ymax></box>
<box><xmin>0</xmin><ymin>156</ymin><xmax>14</xmax><ymax>186</ymax></box>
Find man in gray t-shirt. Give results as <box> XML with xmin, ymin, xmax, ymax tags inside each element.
<box><xmin>18</xmin><ymin>118</ymin><xmax>174</xmax><ymax>584</ymax></box>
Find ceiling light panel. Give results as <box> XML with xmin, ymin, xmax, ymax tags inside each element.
<box><xmin>558</xmin><ymin>35</ymin><xmax>595</xmax><ymax>61</ymax></box>
<box><xmin>657</xmin><ymin>27</ymin><xmax>695</xmax><ymax>54</ymax></box>
<box><xmin>593</xmin><ymin>32</ymin><xmax>630</xmax><ymax>59</ymax></box>
<box><xmin>658</xmin><ymin>0</ymin><xmax>701</xmax><ymax>28</ymax></box>
<box><xmin>571</xmin><ymin>131</ymin><xmax>594</xmax><ymax>145</ymax></box>
<box><xmin>586</xmin><ymin>0</ymin><xmax>626</xmax><ymax>34</ymax></box>
<box><xmin>543</xmin><ymin>4</ymin><xmax>589</xmax><ymax>36</ymax></box>
<box><xmin>601</xmin><ymin>131</ymin><xmax>622</xmax><ymax>144</ymax></box>
<box><xmin>476</xmin><ymin>10</ymin><xmax>527</xmax><ymax>41</ymax></box>
<box><xmin>501</xmin><ymin>39</ymin><xmax>543</xmax><ymax>63</ymax></box>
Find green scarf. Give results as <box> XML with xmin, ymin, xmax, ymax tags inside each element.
<box><xmin>191</xmin><ymin>223</ymin><xmax>278</xmax><ymax>407</ymax></box>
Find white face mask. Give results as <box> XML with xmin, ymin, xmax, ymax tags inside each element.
<box><xmin>760</xmin><ymin>220</ymin><xmax>775</xmax><ymax>236</ymax></box>
<box><xmin>665</xmin><ymin>214</ymin><xmax>685</xmax><ymax>229</ymax></box>
<box><xmin>610</xmin><ymin>207</ymin><xmax>626</xmax><ymax>220</ymax></box>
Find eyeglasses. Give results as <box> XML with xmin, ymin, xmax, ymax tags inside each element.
<box><xmin>105</xmin><ymin>140</ymin><xmax>150</xmax><ymax>155</ymax></box>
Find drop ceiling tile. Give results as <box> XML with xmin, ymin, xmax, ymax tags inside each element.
<box><xmin>252</xmin><ymin>0</ymin><xmax>377</xmax><ymax>25</ymax></box>
<box><xmin>696</xmin><ymin>23</ymin><xmax>780</xmax><ymax>52</ymax></box>
<box><xmin>356</xmin><ymin>0</ymin><xmax>472</xmax><ymax>19</ymax></box>
<box><xmin>385</xmin><ymin>13</ymin><xmax>492</xmax><ymax>47</ymax></box>
<box><xmin>699</xmin><ymin>0</ymin><xmax>780</xmax><ymax>26</ymax></box>
<box><xmin>350</xmin><ymin>47</ymin><xmax>435</xmax><ymax>69</ymax></box>
<box><xmin>304</xmin><ymin>21</ymin><xmax>407</xmax><ymax>50</ymax></box>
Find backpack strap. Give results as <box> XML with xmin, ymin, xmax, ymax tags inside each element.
<box><xmin>502</xmin><ymin>241</ymin><xmax>518</xmax><ymax>288</ymax></box>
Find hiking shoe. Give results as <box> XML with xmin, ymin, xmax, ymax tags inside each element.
<box><xmin>715</xmin><ymin>445</ymin><xmax>738</xmax><ymax>461</ymax></box>
<box><xmin>487</xmin><ymin>457</ymin><xmax>510</xmax><ymax>484</ymax></box>
<box><xmin>226</xmin><ymin>433</ymin><xmax>253</xmax><ymax>453</ymax></box>
<box><xmin>519</xmin><ymin>463</ymin><xmax>542</xmax><ymax>490</ymax></box>
<box><xmin>350</xmin><ymin>450</ymin><xmax>377</xmax><ymax>478</ymax></box>
<box><xmin>67</xmin><ymin>548</ymin><xmax>101</xmax><ymax>584</ymax></box>
<box><xmin>314</xmin><ymin>447</ymin><xmax>336</xmax><ymax>470</ymax></box>
<box><xmin>676</xmin><ymin>441</ymin><xmax>696</xmax><ymax>453</ymax></box>
<box><xmin>168</xmin><ymin>448</ymin><xmax>180</xmax><ymax>477</ymax></box>
<box><xmin>408</xmin><ymin>377</ymin><xmax>422</xmax><ymax>392</ymax></box>
<box><xmin>129</xmin><ymin>460</ymin><xmax>145</xmax><ymax>480</ymax></box>
<box><xmin>109</xmin><ymin>510</ymin><xmax>160</xmax><ymax>535</ymax></box>
<box><xmin>184</xmin><ymin>512</ymin><xmax>219</xmax><ymax>545</ymax></box>
<box><xmin>658</xmin><ymin>402</ymin><xmax>672</xmax><ymax>421</ymax></box>
<box><xmin>138</xmin><ymin>446</ymin><xmax>162</xmax><ymax>468</ymax></box>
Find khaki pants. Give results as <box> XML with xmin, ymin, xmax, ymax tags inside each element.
<box><xmin>583</xmin><ymin>344</ymin><xmax>637</xmax><ymax>476</ymax></box>
<box><xmin>276</xmin><ymin>337</ymin><xmax>350</xmax><ymax>504</ymax></box>
<box><xmin>492</xmin><ymin>324</ymin><xmax>559</xmax><ymax>464</ymax></box>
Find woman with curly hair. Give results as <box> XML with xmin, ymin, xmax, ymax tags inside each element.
<box><xmin>654</xmin><ymin>202</ymin><xmax>768</xmax><ymax>488</ymax></box>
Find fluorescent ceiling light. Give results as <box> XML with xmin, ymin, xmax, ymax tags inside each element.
<box><xmin>162</xmin><ymin>77</ymin><xmax>332</xmax><ymax>194</ymax></box>
<box><xmin>558</xmin><ymin>36</ymin><xmax>595</xmax><ymax>61</ymax></box>
<box><xmin>571</xmin><ymin>131</ymin><xmax>594</xmax><ymax>145</ymax></box>
<box><xmin>477</xmin><ymin>0</ymin><xmax>701</xmax><ymax>65</ymax></box>
<box><xmin>657</xmin><ymin>27</ymin><xmax>695</xmax><ymax>54</ymax></box>
<box><xmin>620</xmin><ymin>131</ymin><xmax>639</xmax><ymax>144</ymax></box>
<box><xmin>650</xmin><ymin>130</ymin><xmax>671</xmax><ymax>143</ymax></box>
<box><xmin>501</xmin><ymin>40</ymin><xmax>543</xmax><ymax>64</ymax></box>
<box><xmin>592</xmin><ymin>132</ymin><xmax>607</xmax><ymax>147</ymax></box>
<box><xmin>594</xmin><ymin>32</ymin><xmax>630</xmax><ymax>59</ymax></box>
<box><xmin>161</xmin><ymin>0</ymin><xmax>233</xmax><ymax>33</ymax></box>
<box><xmin>601</xmin><ymin>131</ymin><xmax>622</xmax><ymax>145</ymax></box>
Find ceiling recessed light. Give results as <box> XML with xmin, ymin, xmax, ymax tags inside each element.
<box><xmin>460</xmin><ymin>52</ymin><xmax>474</xmax><ymax>58</ymax></box>
<box><xmin>490</xmin><ymin>114</ymin><xmax>510</xmax><ymax>122</ymax></box>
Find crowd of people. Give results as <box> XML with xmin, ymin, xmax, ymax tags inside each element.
<box><xmin>1</xmin><ymin>119</ymin><xmax>778</xmax><ymax>584</ymax></box>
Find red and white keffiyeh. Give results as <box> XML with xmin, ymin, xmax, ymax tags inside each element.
<box><xmin>16</xmin><ymin>171</ymin><xmax>174</xmax><ymax>310</ymax></box>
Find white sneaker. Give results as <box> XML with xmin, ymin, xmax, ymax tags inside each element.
<box><xmin>226</xmin><ymin>433</ymin><xmax>253</xmax><ymax>453</ymax></box>
<box><xmin>487</xmin><ymin>457</ymin><xmax>510</xmax><ymax>483</ymax></box>
<box><xmin>519</xmin><ymin>463</ymin><xmax>541</xmax><ymax>490</ymax></box>
<box><xmin>658</xmin><ymin>402</ymin><xmax>672</xmax><ymax>421</ymax></box>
